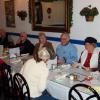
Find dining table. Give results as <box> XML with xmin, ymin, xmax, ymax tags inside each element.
<box><xmin>47</xmin><ymin>64</ymin><xmax>100</xmax><ymax>100</ymax></box>
<box><xmin>1</xmin><ymin>54</ymin><xmax>100</xmax><ymax>100</ymax></box>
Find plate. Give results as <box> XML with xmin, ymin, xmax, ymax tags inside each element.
<box><xmin>21</xmin><ymin>53</ymin><xmax>29</xmax><ymax>57</ymax></box>
<box><xmin>0</xmin><ymin>55</ymin><xmax>8</xmax><ymax>59</ymax></box>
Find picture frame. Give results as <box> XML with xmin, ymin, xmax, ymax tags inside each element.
<box><xmin>5</xmin><ymin>0</ymin><xmax>15</xmax><ymax>27</ymax></box>
<box><xmin>30</xmin><ymin>0</ymin><xmax>73</xmax><ymax>33</ymax></box>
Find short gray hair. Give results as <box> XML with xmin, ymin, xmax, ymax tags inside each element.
<box><xmin>60</xmin><ymin>32</ymin><xmax>70</xmax><ymax>39</ymax></box>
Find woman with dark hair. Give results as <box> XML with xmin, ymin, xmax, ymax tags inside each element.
<box><xmin>74</xmin><ymin>37</ymin><xmax>100</xmax><ymax>72</ymax></box>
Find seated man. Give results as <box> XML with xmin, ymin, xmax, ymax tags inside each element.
<box><xmin>0</xmin><ymin>28</ymin><xmax>9</xmax><ymax>48</ymax></box>
<box><xmin>15</xmin><ymin>32</ymin><xmax>34</xmax><ymax>55</ymax></box>
<box><xmin>56</xmin><ymin>32</ymin><xmax>78</xmax><ymax>65</ymax></box>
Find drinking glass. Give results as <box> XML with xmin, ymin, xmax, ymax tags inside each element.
<box><xmin>51</xmin><ymin>64</ymin><xmax>57</xmax><ymax>70</ymax></box>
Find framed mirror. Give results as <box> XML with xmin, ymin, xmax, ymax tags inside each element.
<box><xmin>31</xmin><ymin>0</ymin><xmax>73</xmax><ymax>33</ymax></box>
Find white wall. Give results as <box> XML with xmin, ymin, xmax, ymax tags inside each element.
<box><xmin>71</xmin><ymin>0</ymin><xmax>100</xmax><ymax>57</ymax></box>
<box><xmin>0</xmin><ymin>0</ymin><xmax>100</xmax><ymax>58</ymax></box>
<box><xmin>71</xmin><ymin>0</ymin><xmax>100</xmax><ymax>42</ymax></box>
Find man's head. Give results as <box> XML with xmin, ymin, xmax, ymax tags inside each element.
<box><xmin>19</xmin><ymin>32</ymin><xmax>27</xmax><ymax>42</ymax></box>
<box><xmin>60</xmin><ymin>32</ymin><xmax>70</xmax><ymax>45</ymax></box>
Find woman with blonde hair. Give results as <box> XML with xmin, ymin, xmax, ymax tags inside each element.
<box><xmin>20</xmin><ymin>47</ymin><xmax>58</xmax><ymax>100</ymax></box>
<box><xmin>33</xmin><ymin>32</ymin><xmax>56</xmax><ymax>62</ymax></box>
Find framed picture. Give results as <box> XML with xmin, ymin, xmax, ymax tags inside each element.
<box><xmin>5</xmin><ymin>0</ymin><xmax>15</xmax><ymax>27</ymax></box>
<box><xmin>31</xmin><ymin>0</ymin><xmax>73</xmax><ymax>33</ymax></box>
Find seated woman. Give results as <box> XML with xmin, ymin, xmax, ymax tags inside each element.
<box><xmin>20</xmin><ymin>47</ymin><xmax>58</xmax><ymax>100</ymax></box>
<box><xmin>33</xmin><ymin>32</ymin><xmax>56</xmax><ymax>62</ymax></box>
<box><xmin>15</xmin><ymin>32</ymin><xmax>34</xmax><ymax>55</ymax></box>
<box><xmin>75</xmin><ymin>37</ymin><xmax>100</xmax><ymax>72</ymax></box>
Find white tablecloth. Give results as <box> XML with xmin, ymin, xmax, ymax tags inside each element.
<box><xmin>47</xmin><ymin>66</ymin><xmax>100</xmax><ymax>100</ymax></box>
<box><xmin>2</xmin><ymin>56</ymin><xmax>100</xmax><ymax>100</ymax></box>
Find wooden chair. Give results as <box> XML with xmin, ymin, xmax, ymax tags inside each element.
<box><xmin>13</xmin><ymin>73</ymin><xmax>30</xmax><ymax>100</ymax></box>
<box><xmin>68</xmin><ymin>83</ymin><xmax>100</xmax><ymax>100</ymax></box>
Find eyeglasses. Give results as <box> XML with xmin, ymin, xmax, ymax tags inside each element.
<box><xmin>61</xmin><ymin>38</ymin><xmax>67</xmax><ymax>40</ymax></box>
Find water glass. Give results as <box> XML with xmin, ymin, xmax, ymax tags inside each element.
<box><xmin>51</xmin><ymin>64</ymin><xmax>57</xmax><ymax>70</ymax></box>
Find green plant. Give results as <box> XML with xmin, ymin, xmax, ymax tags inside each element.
<box><xmin>17</xmin><ymin>10</ymin><xmax>27</xmax><ymax>20</ymax></box>
<box><xmin>80</xmin><ymin>5</ymin><xmax>99</xmax><ymax>16</ymax></box>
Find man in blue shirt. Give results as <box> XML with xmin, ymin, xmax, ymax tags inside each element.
<box><xmin>56</xmin><ymin>33</ymin><xmax>78</xmax><ymax>65</ymax></box>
